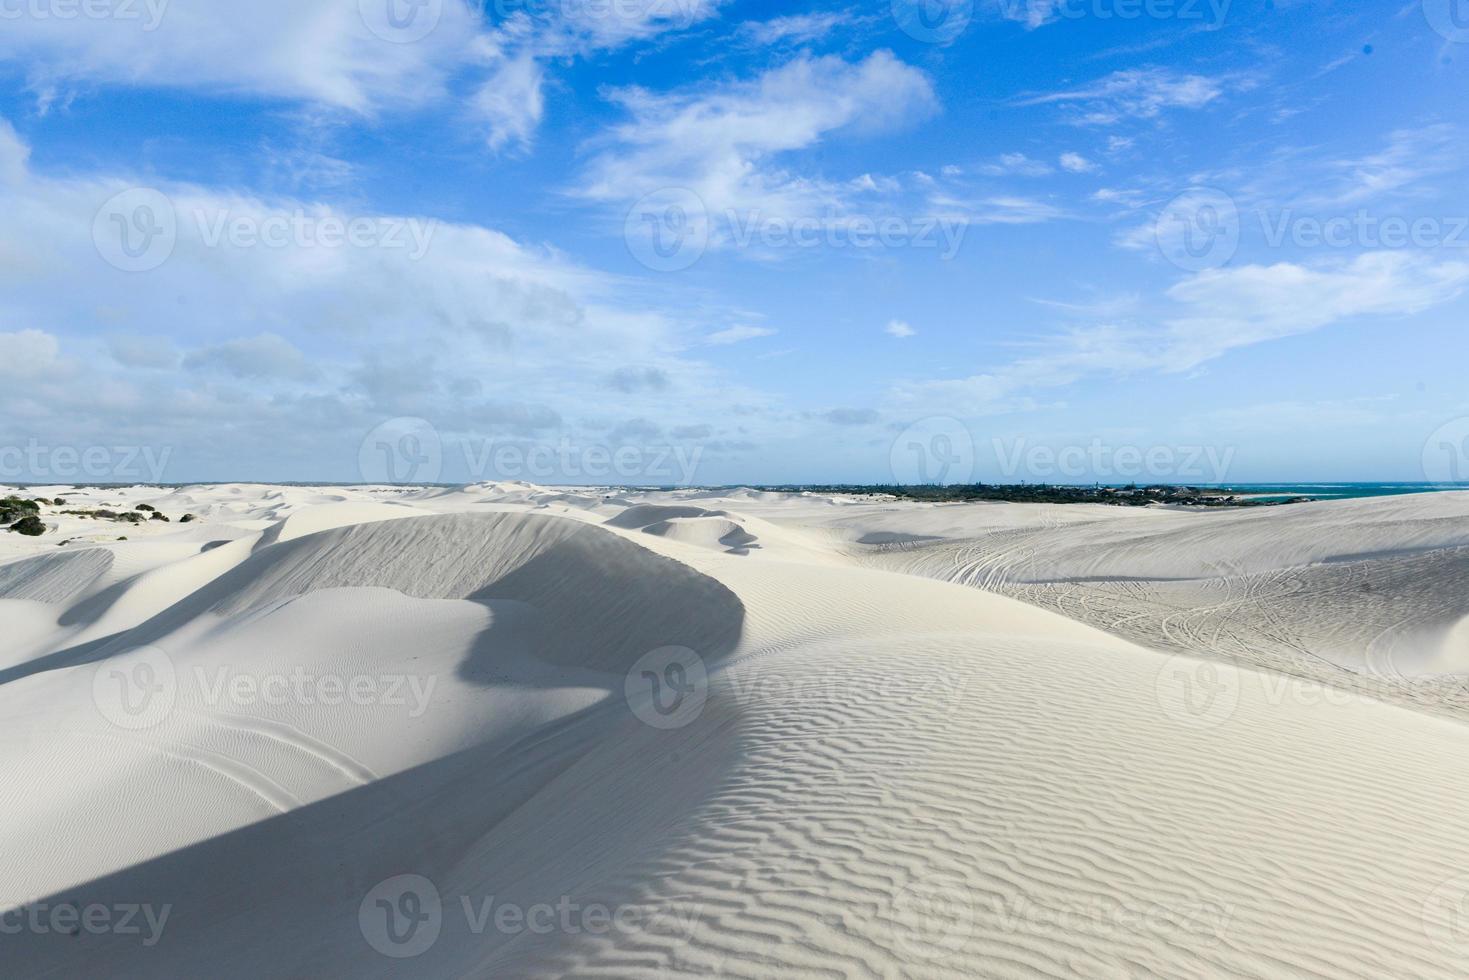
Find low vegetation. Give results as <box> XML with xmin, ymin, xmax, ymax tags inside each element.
<box><xmin>755</xmin><ymin>484</ymin><xmax>1313</xmax><ymax>508</ymax></box>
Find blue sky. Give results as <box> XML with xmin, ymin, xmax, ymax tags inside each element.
<box><xmin>1</xmin><ymin>0</ymin><xmax>1467</xmax><ymax>485</ymax></box>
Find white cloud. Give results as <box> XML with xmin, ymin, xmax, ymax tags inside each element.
<box><xmin>738</xmin><ymin>12</ymin><xmax>855</xmax><ymax>45</ymax></box>
<box><xmin>0</xmin><ymin>0</ymin><xmax>724</xmax><ymax>148</ymax></box>
<box><xmin>0</xmin><ymin>0</ymin><xmax>487</xmax><ymax>114</ymax></box>
<box><xmin>885</xmin><ymin>319</ymin><xmax>916</xmax><ymax>338</ymax></box>
<box><xmin>0</xmin><ymin>329</ymin><xmax>60</xmax><ymax>378</ymax></box>
<box><xmin>0</xmin><ymin>119</ymin><xmax>774</xmax><ymax>475</ymax></box>
<box><xmin>1059</xmin><ymin>152</ymin><xmax>1097</xmax><ymax>173</ymax></box>
<box><xmin>1159</xmin><ymin>252</ymin><xmax>1469</xmax><ymax>368</ymax></box>
<box><xmin>976</xmin><ymin>153</ymin><xmax>1053</xmax><ymax>177</ymax></box>
<box><xmin>1018</xmin><ymin>68</ymin><xmax>1239</xmax><ymax>125</ymax></box>
<box><xmin>473</xmin><ymin>53</ymin><xmax>546</xmax><ymax>152</ymax></box>
<box><xmin>891</xmin><ymin>253</ymin><xmax>1469</xmax><ymax>414</ymax></box>
<box><xmin>995</xmin><ymin>0</ymin><xmax>1068</xmax><ymax>29</ymax></box>
<box><xmin>1297</xmin><ymin>125</ymin><xmax>1464</xmax><ymax>209</ymax></box>
<box><xmin>0</xmin><ymin>117</ymin><xmax>30</xmax><ymax>186</ymax></box>
<box><xmin>184</xmin><ymin>333</ymin><xmax>317</xmax><ymax>381</ymax></box>
<box><xmin>706</xmin><ymin>325</ymin><xmax>777</xmax><ymax>345</ymax></box>
<box><xmin>579</xmin><ymin>51</ymin><xmax>938</xmax><ymax>226</ymax></box>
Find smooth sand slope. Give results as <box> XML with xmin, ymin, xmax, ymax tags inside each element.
<box><xmin>3</xmin><ymin>483</ymin><xmax>1469</xmax><ymax>977</ymax></box>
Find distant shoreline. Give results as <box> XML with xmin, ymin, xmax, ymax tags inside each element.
<box><xmin>2</xmin><ymin>480</ymin><xmax>1465</xmax><ymax>507</ymax></box>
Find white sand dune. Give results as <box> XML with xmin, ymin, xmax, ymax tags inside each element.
<box><xmin>3</xmin><ymin>484</ymin><xmax>1469</xmax><ymax>977</ymax></box>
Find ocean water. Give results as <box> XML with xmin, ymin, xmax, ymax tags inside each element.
<box><xmin>1208</xmin><ymin>483</ymin><xmax>1469</xmax><ymax>501</ymax></box>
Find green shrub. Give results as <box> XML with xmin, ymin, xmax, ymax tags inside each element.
<box><xmin>8</xmin><ymin>515</ymin><xmax>45</xmax><ymax>536</ymax></box>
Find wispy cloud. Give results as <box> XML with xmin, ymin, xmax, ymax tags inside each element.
<box><xmin>578</xmin><ymin>51</ymin><xmax>950</xmax><ymax>251</ymax></box>
<box><xmin>1017</xmin><ymin>67</ymin><xmax>1246</xmax><ymax>125</ymax></box>
<box><xmin>706</xmin><ymin>325</ymin><xmax>777</xmax><ymax>345</ymax></box>
<box><xmin>892</xmin><ymin>253</ymin><xmax>1469</xmax><ymax>414</ymax></box>
<box><xmin>737</xmin><ymin>11</ymin><xmax>857</xmax><ymax>45</ymax></box>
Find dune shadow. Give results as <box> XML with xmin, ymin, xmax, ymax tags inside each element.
<box><xmin>7</xmin><ymin>510</ymin><xmax>751</xmax><ymax>976</ymax></box>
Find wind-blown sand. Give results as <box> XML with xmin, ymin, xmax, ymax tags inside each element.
<box><xmin>4</xmin><ymin>483</ymin><xmax>1469</xmax><ymax>977</ymax></box>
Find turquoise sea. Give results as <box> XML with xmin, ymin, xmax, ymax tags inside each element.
<box><xmin>1206</xmin><ymin>483</ymin><xmax>1469</xmax><ymax>501</ymax></box>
